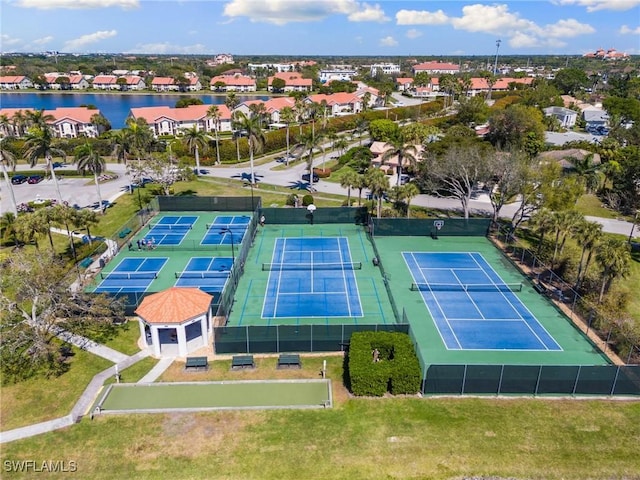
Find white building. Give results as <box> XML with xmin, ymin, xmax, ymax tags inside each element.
<box><xmin>370</xmin><ymin>63</ymin><xmax>400</xmax><ymax>76</ymax></box>
<box><xmin>319</xmin><ymin>69</ymin><xmax>357</xmax><ymax>83</ymax></box>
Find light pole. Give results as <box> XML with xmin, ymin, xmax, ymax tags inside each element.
<box><xmin>220</xmin><ymin>228</ymin><xmax>235</xmax><ymax>262</ymax></box>
<box><xmin>493</xmin><ymin>39</ymin><xmax>502</xmax><ymax>75</ymax></box>
<box><xmin>629</xmin><ymin>211</ymin><xmax>639</xmax><ymax>244</ymax></box>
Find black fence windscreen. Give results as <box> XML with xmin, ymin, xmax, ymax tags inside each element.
<box><xmin>422</xmin><ymin>364</ymin><xmax>640</xmax><ymax>396</ymax></box>
<box><xmin>157</xmin><ymin>196</ymin><xmax>260</xmax><ymax>212</ymax></box>
<box><xmin>371</xmin><ymin>218</ymin><xmax>491</xmax><ymax>237</ymax></box>
<box><xmin>260</xmin><ymin>207</ymin><xmax>368</xmax><ymax>225</ymax></box>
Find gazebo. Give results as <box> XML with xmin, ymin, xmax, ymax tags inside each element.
<box><xmin>135</xmin><ymin>287</ymin><xmax>213</xmax><ymax>358</ymax></box>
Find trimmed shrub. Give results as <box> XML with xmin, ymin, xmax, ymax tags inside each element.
<box><xmin>301</xmin><ymin>194</ymin><xmax>314</xmax><ymax>206</ymax></box>
<box><xmin>348</xmin><ymin>331</ymin><xmax>421</xmax><ymax>396</ymax></box>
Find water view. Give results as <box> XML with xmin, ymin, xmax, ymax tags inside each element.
<box><xmin>0</xmin><ymin>92</ymin><xmax>270</xmax><ymax>129</ymax></box>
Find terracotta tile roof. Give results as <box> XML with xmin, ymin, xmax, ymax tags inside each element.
<box><xmin>268</xmin><ymin>72</ymin><xmax>312</xmax><ymax>87</ymax></box>
<box><xmin>413</xmin><ymin>61</ymin><xmax>460</xmax><ymax>72</ymax></box>
<box><xmin>152</xmin><ymin>77</ymin><xmax>175</xmax><ymax>85</ymax></box>
<box><xmin>125</xmin><ymin>76</ymin><xmax>144</xmax><ymax>85</ymax></box>
<box><xmin>0</xmin><ymin>108</ymin><xmax>35</xmax><ymax>117</ymax></box>
<box><xmin>307</xmin><ymin>92</ymin><xmax>359</xmax><ymax>105</ymax></box>
<box><xmin>395</xmin><ymin>77</ymin><xmax>413</xmax><ymax>85</ymax></box>
<box><xmin>210</xmin><ymin>74</ymin><xmax>255</xmax><ymax>86</ymax></box>
<box><xmin>130</xmin><ymin>104</ymin><xmax>231</xmax><ymax>123</ymax></box>
<box><xmin>0</xmin><ymin>76</ymin><xmax>27</xmax><ymax>83</ymax></box>
<box><xmin>135</xmin><ymin>287</ymin><xmax>213</xmax><ymax>324</ymax></box>
<box><xmin>93</xmin><ymin>75</ymin><xmax>118</xmax><ymax>84</ymax></box>
<box><xmin>45</xmin><ymin>107</ymin><xmax>100</xmax><ymax>123</ymax></box>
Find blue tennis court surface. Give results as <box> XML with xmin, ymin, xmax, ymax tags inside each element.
<box><xmin>94</xmin><ymin>257</ymin><xmax>167</xmax><ymax>293</ymax></box>
<box><xmin>262</xmin><ymin>237</ymin><xmax>363</xmax><ymax>319</ymax></box>
<box><xmin>403</xmin><ymin>252</ymin><xmax>562</xmax><ymax>351</ymax></box>
<box><xmin>144</xmin><ymin>215</ymin><xmax>197</xmax><ymax>246</ymax></box>
<box><xmin>174</xmin><ymin>257</ymin><xmax>233</xmax><ymax>293</ymax></box>
<box><xmin>202</xmin><ymin>215</ymin><xmax>250</xmax><ymax>245</ymax></box>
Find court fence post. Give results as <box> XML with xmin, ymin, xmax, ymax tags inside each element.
<box><xmin>610</xmin><ymin>366</ymin><xmax>621</xmax><ymax>396</ymax></box>
<box><xmin>245</xmin><ymin>325</ymin><xmax>250</xmax><ymax>354</ymax></box>
<box><xmin>276</xmin><ymin>325</ymin><xmax>280</xmax><ymax>353</ymax></box>
<box><xmin>461</xmin><ymin>365</ymin><xmax>468</xmax><ymax>395</ymax></box>
<box><xmin>310</xmin><ymin>326</ymin><xmax>313</xmax><ymax>352</ymax></box>
<box><xmin>497</xmin><ymin>365</ymin><xmax>505</xmax><ymax>396</ymax></box>
<box><xmin>571</xmin><ymin>365</ymin><xmax>581</xmax><ymax>396</ymax></box>
<box><xmin>534</xmin><ymin>366</ymin><xmax>543</xmax><ymax>396</ymax></box>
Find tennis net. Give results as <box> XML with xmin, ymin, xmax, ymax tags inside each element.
<box><xmin>262</xmin><ymin>262</ymin><xmax>362</xmax><ymax>271</ymax></box>
<box><xmin>100</xmin><ymin>271</ymin><xmax>158</xmax><ymax>280</ymax></box>
<box><xmin>175</xmin><ymin>271</ymin><xmax>231</xmax><ymax>279</ymax></box>
<box><xmin>410</xmin><ymin>282</ymin><xmax>522</xmax><ymax>292</ymax></box>
<box><xmin>149</xmin><ymin>224</ymin><xmax>192</xmax><ymax>231</ymax></box>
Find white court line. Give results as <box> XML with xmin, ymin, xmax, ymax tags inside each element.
<box><xmin>450</xmin><ymin>269</ymin><xmax>486</xmax><ymax>320</ymax></box>
<box><xmin>343</xmin><ymin>237</ymin><xmax>364</xmax><ymax>316</ymax></box>
<box><xmin>469</xmin><ymin>253</ymin><xmax>561</xmax><ymax>351</ymax></box>
<box><xmin>405</xmin><ymin>252</ymin><xmax>462</xmax><ymax>350</ymax></box>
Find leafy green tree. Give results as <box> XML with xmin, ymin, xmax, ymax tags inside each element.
<box><xmin>529</xmin><ymin>208</ymin><xmax>555</xmax><ymax>256</ymax></box>
<box><xmin>456</xmin><ymin>95</ymin><xmax>490</xmax><ymax>126</ymax></box>
<box><xmin>0</xmin><ymin>212</ymin><xmax>19</xmax><ymax>246</ymax></box>
<box><xmin>552</xmin><ymin>68</ymin><xmax>589</xmax><ymax>95</ymax></box>
<box><xmin>295</xmin><ymin>130</ymin><xmax>325</xmax><ymax>190</ymax></box>
<box><xmin>487</xmin><ymin>104</ymin><xmax>545</xmax><ymax>150</ymax></box>
<box><xmin>369</xmin><ymin>119</ymin><xmax>400</xmax><ymax>142</ymax></box>
<box><xmin>549</xmin><ymin>209</ymin><xmax>583</xmax><ymax>269</ymax></box>
<box><xmin>74</xmin><ymin>142</ymin><xmax>107</xmax><ymax>213</ymax></box>
<box><xmin>280</xmin><ymin>106</ymin><xmax>296</xmax><ymax>163</ymax></box>
<box><xmin>270</xmin><ymin>77</ymin><xmax>286</xmax><ymax>93</ymax></box>
<box><xmin>175</xmin><ymin>96</ymin><xmax>203</xmax><ymax>108</ymax></box>
<box><xmin>232</xmin><ymin>111</ymin><xmax>265</xmax><ymax>185</ymax></box>
<box><xmin>400</xmin><ymin>123</ymin><xmax>441</xmax><ymax>145</ymax></box>
<box><xmin>23</xmin><ymin>125</ymin><xmax>66</xmax><ymax>203</ymax></box>
<box><xmin>0</xmin><ymin>251</ymin><xmax>123</xmax><ymax>384</ymax></box>
<box><xmin>487</xmin><ymin>151</ymin><xmax>531</xmax><ymax>225</ymax></box>
<box><xmin>608</xmin><ymin>146</ymin><xmax>640</xmax><ymax>214</ymax></box>
<box><xmin>207</xmin><ymin>105</ymin><xmax>222</xmax><ymax>165</ymax></box>
<box><xmin>603</xmin><ymin>96</ymin><xmax>640</xmax><ymax>125</ymax></box>
<box><xmin>15</xmin><ymin>211</ymin><xmax>47</xmax><ymax>250</ymax></box>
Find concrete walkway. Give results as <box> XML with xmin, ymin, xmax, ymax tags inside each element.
<box><xmin>138</xmin><ymin>357</ymin><xmax>175</xmax><ymax>383</ymax></box>
<box><xmin>53</xmin><ymin>326</ymin><xmax>129</xmax><ymax>363</ymax></box>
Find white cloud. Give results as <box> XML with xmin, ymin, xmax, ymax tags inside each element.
<box><xmin>126</xmin><ymin>43</ymin><xmax>209</xmax><ymax>55</ymax></box>
<box><xmin>16</xmin><ymin>0</ymin><xmax>139</xmax><ymax>9</ymax></box>
<box><xmin>347</xmin><ymin>3</ymin><xmax>389</xmax><ymax>22</ymax></box>
<box><xmin>396</xmin><ymin>9</ymin><xmax>448</xmax><ymax>25</ymax></box>
<box><xmin>223</xmin><ymin>0</ymin><xmax>388</xmax><ymax>25</ymax></box>
<box><xmin>394</xmin><ymin>4</ymin><xmax>594</xmax><ymax>51</ymax></box>
<box><xmin>406</xmin><ymin>29</ymin><xmax>422</xmax><ymax>39</ymax></box>
<box><xmin>63</xmin><ymin>30</ymin><xmax>117</xmax><ymax>51</ymax></box>
<box><xmin>620</xmin><ymin>25</ymin><xmax>640</xmax><ymax>34</ymax></box>
<box><xmin>1</xmin><ymin>34</ymin><xmax>22</xmax><ymax>47</ymax></box>
<box><xmin>544</xmin><ymin>18</ymin><xmax>595</xmax><ymax>37</ymax></box>
<box><xmin>553</xmin><ymin>0</ymin><xmax>640</xmax><ymax>12</ymax></box>
<box><xmin>32</xmin><ymin>36</ymin><xmax>54</xmax><ymax>45</ymax></box>
<box><xmin>379</xmin><ymin>36</ymin><xmax>398</xmax><ymax>47</ymax></box>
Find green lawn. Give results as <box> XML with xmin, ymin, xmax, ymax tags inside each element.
<box><xmin>2</xmin><ymin>383</ymin><xmax>638</xmax><ymax>479</ymax></box>
<box><xmin>575</xmin><ymin>194</ymin><xmax>620</xmax><ymax>219</ymax></box>
<box><xmin>99</xmin><ymin>320</ymin><xmax>142</xmax><ymax>356</ymax></box>
<box><xmin>1</xmin><ymin>347</ymin><xmax>112</xmax><ymax>431</ymax></box>
<box><xmin>103</xmin><ymin>356</ymin><xmax>158</xmax><ymax>386</ymax></box>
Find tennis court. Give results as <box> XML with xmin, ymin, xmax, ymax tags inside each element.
<box><xmin>404</xmin><ymin>251</ymin><xmax>562</xmax><ymax>351</ymax></box>
<box><xmin>94</xmin><ymin>257</ymin><xmax>168</xmax><ymax>293</ymax></box>
<box><xmin>202</xmin><ymin>215</ymin><xmax>250</xmax><ymax>245</ymax></box>
<box><xmin>95</xmin><ymin>380</ymin><xmax>332</xmax><ymax>412</ymax></box>
<box><xmin>262</xmin><ymin>237</ymin><xmax>363</xmax><ymax>319</ymax></box>
<box><xmin>143</xmin><ymin>215</ymin><xmax>198</xmax><ymax>246</ymax></box>
<box><xmin>174</xmin><ymin>256</ymin><xmax>233</xmax><ymax>293</ymax></box>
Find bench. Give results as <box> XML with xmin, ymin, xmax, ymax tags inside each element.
<box><xmin>79</xmin><ymin>257</ymin><xmax>93</xmax><ymax>269</ymax></box>
<box><xmin>184</xmin><ymin>356</ymin><xmax>208</xmax><ymax>371</ymax></box>
<box><xmin>277</xmin><ymin>353</ymin><xmax>301</xmax><ymax>369</ymax></box>
<box><xmin>118</xmin><ymin>228</ymin><xmax>132</xmax><ymax>239</ymax></box>
<box><xmin>231</xmin><ymin>355</ymin><xmax>255</xmax><ymax>370</ymax></box>
<box><xmin>533</xmin><ymin>281</ymin><xmax>548</xmax><ymax>294</ymax></box>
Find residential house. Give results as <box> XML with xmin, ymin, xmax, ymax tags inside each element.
<box><xmin>543</xmin><ymin>106</ymin><xmax>578</xmax><ymax>129</ymax></box>
<box><xmin>234</xmin><ymin>97</ymin><xmax>296</xmax><ymax>125</ymax></box>
<box><xmin>128</xmin><ymin>104</ymin><xmax>232</xmax><ymax>137</ymax></box>
<box><xmin>370</xmin><ymin>63</ymin><xmax>400</xmax><ymax>76</ymax></box>
<box><xmin>210</xmin><ymin>74</ymin><xmax>256</xmax><ymax>92</ymax></box>
<box><xmin>249</xmin><ymin>63</ymin><xmax>295</xmax><ymax>73</ymax></box>
<box><xmin>464</xmin><ymin>77</ymin><xmax>534</xmax><ymax>96</ymax></box>
<box><xmin>412</xmin><ymin>61</ymin><xmax>460</xmax><ymax>75</ymax></box>
<box><xmin>395</xmin><ymin>77</ymin><xmax>413</xmax><ymax>92</ymax></box>
<box><xmin>305</xmin><ymin>92</ymin><xmax>362</xmax><ymax>116</ymax></box>
<box><xmin>267</xmin><ymin>72</ymin><xmax>312</xmax><ymax>93</ymax></box>
<box><xmin>0</xmin><ymin>75</ymin><xmax>33</xmax><ymax>90</ymax></box>
<box><xmin>0</xmin><ymin>107</ymin><xmax>104</xmax><ymax>138</ymax></box>
<box><xmin>369</xmin><ymin>140</ymin><xmax>423</xmax><ymax>174</ymax></box>
<box><xmin>186</xmin><ymin>76</ymin><xmax>202</xmax><ymax>92</ymax></box>
<box><xmin>92</xmin><ymin>75</ymin><xmax>119</xmax><ymax>90</ymax></box>
<box><xmin>122</xmin><ymin>76</ymin><xmax>146</xmax><ymax>91</ymax></box>
<box><xmin>206</xmin><ymin>54</ymin><xmax>234</xmax><ymax>66</ymax></box>
<box><xmin>319</xmin><ymin>68</ymin><xmax>357</xmax><ymax>83</ymax></box>
<box><xmin>44</xmin><ymin>73</ymin><xmax>89</xmax><ymax>90</ymax></box>
<box><xmin>583</xmin><ymin>106</ymin><xmax>610</xmax><ymax>133</ymax></box>
<box><xmin>355</xmin><ymin>85</ymin><xmax>381</xmax><ymax>108</ymax></box>
<box><xmin>151</xmin><ymin>77</ymin><xmax>178</xmax><ymax>92</ymax></box>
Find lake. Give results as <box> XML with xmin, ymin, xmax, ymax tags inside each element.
<box><xmin>0</xmin><ymin>92</ymin><xmax>270</xmax><ymax>129</ymax></box>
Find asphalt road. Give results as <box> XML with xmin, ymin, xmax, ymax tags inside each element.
<box><xmin>2</xmin><ymin>156</ymin><xmax>636</xmax><ymax>238</ymax></box>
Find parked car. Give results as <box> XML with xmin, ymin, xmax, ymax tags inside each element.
<box><xmin>52</xmin><ymin>162</ymin><xmax>66</xmax><ymax>169</ymax></box>
<box><xmin>11</xmin><ymin>174</ymin><xmax>28</xmax><ymax>185</ymax></box>
<box><xmin>27</xmin><ymin>175</ymin><xmax>44</xmax><ymax>184</ymax></box>
<box><xmin>399</xmin><ymin>174</ymin><xmax>412</xmax><ymax>185</ymax></box>
<box><xmin>302</xmin><ymin>173</ymin><xmax>319</xmax><ymax>183</ymax></box>
<box><xmin>193</xmin><ymin>168</ymin><xmax>210</xmax><ymax>175</ymax></box>
<box><xmin>89</xmin><ymin>200</ymin><xmax>113</xmax><ymax>212</ymax></box>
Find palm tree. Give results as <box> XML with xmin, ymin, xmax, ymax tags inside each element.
<box><xmin>296</xmin><ymin>130</ymin><xmax>325</xmax><ymax>190</ymax></box>
<box><xmin>334</xmin><ymin>137</ymin><xmax>349</xmax><ymax>158</ymax></box>
<box><xmin>248</xmin><ymin>103</ymin><xmax>268</xmax><ymax>128</ymax></box>
<box><xmin>365</xmin><ymin>168</ymin><xmax>390</xmax><ymax>218</ymax></box>
<box><xmin>596</xmin><ymin>238</ymin><xmax>631</xmax><ymax>303</ymax></box>
<box><xmin>573</xmin><ymin>220</ymin><xmax>603</xmax><ymax>290</ymax></box>
<box><xmin>180</xmin><ymin>125</ymin><xmax>211</xmax><ymax>175</ymax></box>
<box><xmin>225</xmin><ymin>94</ymin><xmax>241</xmax><ymax>162</ymax></box>
<box><xmin>207</xmin><ymin>105</ymin><xmax>222</xmax><ymax>165</ymax></box>
<box><xmin>11</xmin><ymin>110</ymin><xmax>28</xmax><ymax>136</ymax></box>
<box><xmin>0</xmin><ymin>212</ymin><xmax>19</xmax><ymax>245</ymax></box>
<box><xmin>75</xmin><ymin>208</ymin><xmax>99</xmax><ymax>244</ymax></box>
<box><xmin>571</xmin><ymin>153</ymin><xmax>601</xmax><ymax>194</ymax></box>
<box><xmin>529</xmin><ymin>208</ymin><xmax>555</xmax><ymax>256</ymax></box>
<box><xmin>23</xmin><ymin>125</ymin><xmax>65</xmax><ymax>203</ymax></box>
<box><xmin>381</xmin><ymin>137</ymin><xmax>417</xmax><ymax>186</ymax></box>
<box><xmin>232</xmin><ymin>111</ymin><xmax>265</xmax><ymax>186</ymax></box>
<box><xmin>75</xmin><ymin>142</ymin><xmax>107</xmax><ymax>213</ymax></box>
<box><xmin>294</xmin><ymin>97</ymin><xmax>306</xmax><ymax>136</ymax></box>
<box><xmin>16</xmin><ymin>211</ymin><xmax>47</xmax><ymax>250</ymax></box>
<box><xmin>0</xmin><ymin>136</ymin><xmax>18</xmax><ymax>215</ymax></box>
<box><xmin>549</xmin><ymin>209</ymin><xmax>583</xmax><ymax>269</ymax></box>
<box><xmin>280</xmin><ymin>106</ymin><xmax>296</xmax><ymax>164</ymax></box>
<box><xmin>402</xmin><ymin>182</ymin><xmax>420</xmax><ymax>218</ymax></box>
<box><xmin>306</xmin><ymin>101</ymin><xmax>321</xmax><ymax>140</ymax></box>
<box><xmin>353</xmin><ymin>115</ymin><xmax>368</xmax><ymax>145</ymax></box>
<box><xmin>340</xmin><ymin>170</ymin><xmax>359</xmax><ymax>206</ymax></box>
<box><xmin>110</xmin><ymin>129</ymin><xmax>131</xmax><ymax>165</ymax></box>
<box><xmin>25</xmin><ymin>109</ymin><xmax>55</xmax><ymax>130</ymax></box>
<box><xmin>355</xmin><ymin>173</ymin><xmax>367</xmax><ymax>206</ymax></box>
<box><xmin>35</xmin><ymin>207</ymin><xmax>58</xmax><ymax>251</ymax></box>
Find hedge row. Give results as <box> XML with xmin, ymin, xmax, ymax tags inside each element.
<box><xmin>348</xmin><ymin>331</ymin><xmax>421</xmax><ymax>396</ymax></box>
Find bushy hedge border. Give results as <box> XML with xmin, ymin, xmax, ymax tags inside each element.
<box><xmin>348</xmin><ymin>331</ymin><xmax>421</xmax><ymax>396</ymax></box>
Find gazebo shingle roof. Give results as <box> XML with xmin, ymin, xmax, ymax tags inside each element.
<box><xmin>135</xmin><ymin>287</ymin><xmax>212</xmax><ymax>324</ymax></box>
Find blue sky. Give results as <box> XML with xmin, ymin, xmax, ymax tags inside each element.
<box><xmin>1</xmin><ymin>0</ymin><xmax>639</xmax><ymax>56</ymax></box>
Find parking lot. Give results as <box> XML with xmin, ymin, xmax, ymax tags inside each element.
<box><xmin>1</xmin><ymin>163</ymin><xmax>130</xmax><ymax>213</ymax></box>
